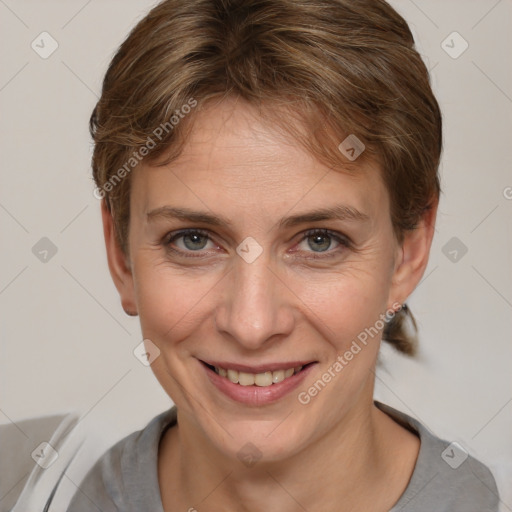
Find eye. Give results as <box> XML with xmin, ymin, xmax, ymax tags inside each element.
<box><xmin>295</xmin><ymin>229</ymin><xmax>350</xmax><ymax>258</ymax></box>
<box><xmin>164</xmin><ymin>229</ymin><xmax>218</xmax><ymax>257</ymax></box>
<box><xmin>162</xmin><ymin>228</ymin><xmax>350</xmax><ymax>260</ymax></box>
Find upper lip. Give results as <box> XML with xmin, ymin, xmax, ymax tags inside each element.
<box><xmin>200</xmin><ymin>359</ymin><xmax>316</xmax><ymax>373</ymax></box>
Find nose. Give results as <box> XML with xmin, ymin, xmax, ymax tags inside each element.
<box><xmin>214</xmin><ymin>253</ymin><xmax>295</xmax><ymax>351</ymax></box>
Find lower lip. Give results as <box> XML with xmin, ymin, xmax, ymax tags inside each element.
<box><xmin>201</xmin><ymin>361</ymin><xmax>316</xmax><ymax>406</ymax></box>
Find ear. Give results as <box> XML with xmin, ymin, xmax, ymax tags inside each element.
<box><xmin>388</xmin><ymin>198</ymin><xmax>439</xmax><ymax>308</ymax></box>
<box><xmin>101</xmin><ymin>199</ymin><xmax>138</xmax><ymax>316</ymax></box>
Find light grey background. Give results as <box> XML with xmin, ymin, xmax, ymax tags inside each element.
<box><xmin>1</xmin><ymin>0</ymin><xmax>511</xmax><ymax>509</ymax></box>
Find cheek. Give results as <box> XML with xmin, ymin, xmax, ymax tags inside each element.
<box><xmin>132</xmin><ymin>255</ymin><xmax>218</xmax><ymax>345</ymax></box>
<box><xmin>290</xmin><ymin>263</ymin><xmax>393</xmax><ymax>353</ymax></box>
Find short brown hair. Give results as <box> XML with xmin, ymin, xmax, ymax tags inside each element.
<box><xmin>90</xmin><ymin>0</ymin><xmax>442</xmax><ymax>355</ymax></box>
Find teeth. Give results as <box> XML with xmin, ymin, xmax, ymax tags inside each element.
<box><xmin>272</xmin><ymin>370</ymin><xmax>285</xmax><ymax>383</ymax></box>
<box><xmin>213</xmin><ymin>365</ymin><xmax>304</xmax><ymax>387</ymax></box>
<box><xmin>255</xmin><ymin>371</ymin><xmax>273</xmax><ymax>387</ymax></box>
<box><xmin>238</xmin><ymin>372</ymin><xmax>255</xmax><ymax>386</ymax></box>
<box><xmin>227</xmin><ymin>369</ymin><xmax>239</xmax><ymax>384</ymax></box>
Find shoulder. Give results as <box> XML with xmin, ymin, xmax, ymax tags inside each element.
<box><xmin>66</xmin><ymin>407</ymin><xmax>177</xmax><ymax>512</ymax></box>
<box><xmin>375</xmin><ymin>401</ymin><xmax>500</xmax><ymax>512</ymax></box>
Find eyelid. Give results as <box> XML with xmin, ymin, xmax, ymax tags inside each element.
<box><xmin>301</xmin><ymin>228</ymin><xmax>351</xmax><ymax>246</ymax></box>
<box><xmin>163</xmin><ymin>228</ymin><xmax>210</xmax><ymax>244</ymax></box>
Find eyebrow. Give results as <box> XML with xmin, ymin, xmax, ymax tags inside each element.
<box><xmin>146</xmin><ymin>204</ymin><xmax>370</xmax><ymax>228</ymax></box>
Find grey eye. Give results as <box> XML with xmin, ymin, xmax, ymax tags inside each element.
<box><xmin>180</xmin><ymin>232</ymin><xmax>209</xmax><ymax>251</ymax></box>
<box><xmin>307</xmin><ymin>233</ymin><xmax>332</xmax><ymax>252</ymax></box>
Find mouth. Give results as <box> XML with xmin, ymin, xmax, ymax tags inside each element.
<box><xmin>203</xmin><ymin>362</ymin><xmax>310</xmax><ymax>387</ymax></box>
<box><xmin>199</xmin><ymin>359</ymin><xmax>317</xmax><ymax>405</ymax></box>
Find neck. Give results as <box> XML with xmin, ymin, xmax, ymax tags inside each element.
<box><xmin>158</xmin><ymin>391</ymin><xmax>419</xmax><ymax>512</ymax></box>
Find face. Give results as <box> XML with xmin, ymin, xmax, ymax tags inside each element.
<box><xmin>104</xmin><ymin>98</ymin><xmax>434</xmax><ymax>463</ymax></box>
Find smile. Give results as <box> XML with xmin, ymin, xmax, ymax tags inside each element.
<box><xmin>210</xmin><ymin>364</ymin><xmax>302</xmax><ymax>387</ymax></box>
<box><xmin>200</xmin><ymin>360</ymin><xmax>317</xmax><ymax>405</ymax></box>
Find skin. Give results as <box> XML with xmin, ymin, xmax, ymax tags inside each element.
<box><xmin>102</xmin><ymin>97</ymin><xmax>437</xmax><ymax>511</ymax></box>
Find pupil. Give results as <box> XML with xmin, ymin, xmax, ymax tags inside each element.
<box><xmin>184</xmin><ymin>233</ymin><xmax>207</xmax><ymax>250</ymax></box>
<box><xmin>309</xmin><ymin>234</ymin><xmax>331</xmax><ymax>252</ymax></box>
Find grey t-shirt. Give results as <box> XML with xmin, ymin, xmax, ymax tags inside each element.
<box><xmin>67</xmin><ymin>401</ymin><xmax>500</xmax><ymax>511</ymax></box>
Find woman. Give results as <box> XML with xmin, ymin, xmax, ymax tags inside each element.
<box><xmin>68</xmin><ymin>0</ymin><xmax>500</xmax><ymax>510</ymax></box>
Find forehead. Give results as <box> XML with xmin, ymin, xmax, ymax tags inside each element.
<box><xmin>131</xmin><ymin>99</ymin><xmax>389</xmax><ymax>225</ymax></box>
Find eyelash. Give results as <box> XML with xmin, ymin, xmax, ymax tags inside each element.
<box><xmin>162</xmin><ymin>228</ymin><xmax>351</xmax><ymax>260</ymax></box>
